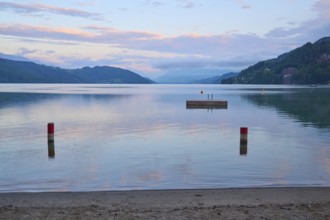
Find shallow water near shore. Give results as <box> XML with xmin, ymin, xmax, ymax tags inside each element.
<box><xmin>0</xmin><ymin>84</ymin><xmax>330</xmax><ymax>192</ymax></box>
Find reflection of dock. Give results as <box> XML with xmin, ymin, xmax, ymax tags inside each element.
<box><xmin>186</xmin><ymin>100</ymin><xmax>228</xmax><ymax>109</ymax></box>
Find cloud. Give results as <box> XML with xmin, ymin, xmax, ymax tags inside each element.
<box><xmin>178</xmin><ymin>0</ymin><xmax>195</xmax><ymax>8</ymax></box>
<box><xmin>1</xmin><ymin>0</ymin><xmax>328</xmax><ymax>75</ymax></box>
<box><xmin>233</xmin><ymin>0</ymin><xmax>251</xmax><ymax>9</ymax></box>
<box><xmin>314</xmin><ymin>0</ymin><xmax>330</xmax><ymax>19</ymax></box>
<box><xmin>265</xmin><ymin>0</ymin><xmax>330</xmax><ymax>43</ymax></box>
<box><xmin>144</xmin><ymin>0</ymin><xmax>195</xmax><ymax>8</ymax></box>
<box><xmin>75</xmin><ymin>0</ymin><xmax>103</xmax><ymax>7</ymax></box>
<box><xmin>0</xmin><ymin>23</ymin><xmax>296</xmax><ymax>72</ymax></box>
<box><xmin>0</xmin><ymin>23</ymin><xmax>271</xmax><ymax>57</ymax></box>
<box><xmin>0</xmin><ymin>24</ymin><xmax>95</xmax><ymax>42</ymax></box>
<box><xmin>17</xmin><ymin>47</ymin><xmax>37</xmax><ymax>56</ymax></box>
<box><xmin>85</xmin><ymin>25</ymin><xmax>161</xmax><ymax>43</ymax></box>
<box><xmin>0</xmin><ymin>1</ymin><xmax>104</xmax><ymax>20</ymax></box>
<box><xmin>14</xmin><ymin>37</ymin><xmax>80</xmax><ymax>46</ymax></box>
<box><xmin>144</xmin><ymin>0</ymin><xmax>165</xmax><ymax>7</ymax></box>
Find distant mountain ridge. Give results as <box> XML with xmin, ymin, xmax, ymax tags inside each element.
<box><xmin>222</xmin><ymin>37</ymin><xmax>330</xmax><ymax>84</ymax></box>
<box><xmin>0</xmin><ymin>53</ymin><xmax>31</xmax><ymax>62</ymax></box>
<box><xmin>192</xmin><ymin>72</ymin><xmax>239</xmax><ymax>84</ymax></box>
<box><xmin>155</xmin><ymin>68</ymin><xmax>232</xmax><ymax>84</ymax></box>
<box><xmin>0</xmin><ymin>58</ymin><xmax>154</xmax><ymax>84</ymax></box>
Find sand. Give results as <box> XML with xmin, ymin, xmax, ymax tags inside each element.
<box><xmin>1</xmin><ymin>187</ymin><xmax>330</xmax><ymax>219</ymax></box>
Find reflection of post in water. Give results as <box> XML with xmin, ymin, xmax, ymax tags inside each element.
<box><xmin>240</xmin><ymin>139</ymin><xmax>247</xmax><ymax>155</ymax></box>
<box><xmin>240</xmin><ymin>127</ymin><xmax>248</xmax><ymax>156</ymax></box>
<box><xmin>48</xmin><ymin>139</ymin><xmax>55</xmax><ymax>158</ymax></box>
<box><xmin>47</xmin><ymin>122</ymin><xmax>55</xmax><ymax>159</ymax></box>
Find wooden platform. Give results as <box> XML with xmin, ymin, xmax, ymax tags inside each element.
<box><xmin>186</xmin><ymin>100</ymin><xmax>228</xmax><ymax>109</ymax></box>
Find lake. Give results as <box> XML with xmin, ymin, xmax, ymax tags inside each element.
<box><xmin>0</xmin><ymin>84</ymin><xmax>330</xmax><ymax>192</ymax></box>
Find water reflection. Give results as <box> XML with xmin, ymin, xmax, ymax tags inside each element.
<box><xmin>240</xmin><ymin>140</ymin><xmax>248</xmax><ymax>156</ymax></box>
<box><xmin>0</xmin><ymin>93</ymin><xmax>60</xmax><ymax>108</ymax></box>
<box><xmin>186</xmin><ymin>106</ymin><xmax>228</xmax><ymax>110</ymax></box>
<box><xmin>1</xmin><ymin>85</ymin><xmax>330</xmax><ymax>192</ymax></box>
<box><xmin>48</xmin><ymin>140</ymin><xmax>55</xmax><ymax>159</ymax></box>
<box><xmin>242</xmin><ymin>88</ymin><xmax>330</xmax><ymax>130</ymax></box>
<box><xmin>0</xmin><ymin>92</ymin><xmax>132</xmax><ymax>109</ymax></box>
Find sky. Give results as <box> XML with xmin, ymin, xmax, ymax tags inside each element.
<box><xmin>0</xmin><ymin>0</ymin><xmax>329</xmax><ymax>78</ymax></box>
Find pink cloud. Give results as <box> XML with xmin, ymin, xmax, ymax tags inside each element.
<box><xmin>0</xmin><ymin>24</ymin><xmax>94</xmax><ymax>41</ymax></box>
<box><xmin>1</xmin><ymin>0</ymin><xmax>328</xmax><ymax>74</ymax></box>
<box><xmin>85</xmin><ymin>25</ymin><xmax>162</xmax><ymax>41</ymax></box>
<box><xmin>0</xmin><ymin>23</ymin><xmax>296</xmax><ymax>60</ymax></box>
<box><xmin>314</xmin><ymin>0</ymin><xmax>330</xmax><ymax>19</ymax></box>
<box><xmin>265</xmin><ymin>0</ymin><xmax>330</xmax><ymax>43</ymax></box>
<box><xmin>0</xmin><ymin>1</ymin><xmax>104</xmax><ymax>20</ymax></box>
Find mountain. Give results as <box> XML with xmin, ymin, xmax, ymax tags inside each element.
<box><xmin>0</xmin><ymin>58</ymin><xmax>154</xmax><ymax>84</ymax></box>
<box><xmin>155</xmin><ymin>68</ymin><xmax>232</xmax><ymax>84</ymax></box>
<box><xmin>192</xmin><ymin>72</ymin><xmax>239</xmax><ymax>84</ymax></box>
<box><xmin>222</xmin><ymin>37</ymin><xmax>330</xmax><ymax>84</ymax></box>
<box><xmin>0</xmin><ymin>53</ymin><xmax>31</xmax><ymax>62</ymax></box>
<box><xmin>70</xmin><ymin>66</ymin><xmax>154</xmax><ymax>83</ymax></box>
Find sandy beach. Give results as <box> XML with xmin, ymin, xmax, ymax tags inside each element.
<box><xmin>1</xmin><ymin>187</ymin><xmax>330</xmax><ymax>219</ymax></box>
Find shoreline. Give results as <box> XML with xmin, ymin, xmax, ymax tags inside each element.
<box><xmin>1</xmin><ymin>187</ymin><xmax>330</xmax><ymax>219</ymax></box>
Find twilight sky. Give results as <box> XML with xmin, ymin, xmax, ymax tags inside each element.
<box><xmin>0</xmin><ymin>0</ymin><xmax>329</xmax><ymax>78</ymax></box>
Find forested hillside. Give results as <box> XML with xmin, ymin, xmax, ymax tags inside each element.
<box><xmin>222</xmin><ymin>37</ymin><xmax>330</xmax><ymax>84</ymax></box>
<box><xmin>0</xmin><ymin>58</ymin><xmax>154</xmax><ymax>84</ymax></box>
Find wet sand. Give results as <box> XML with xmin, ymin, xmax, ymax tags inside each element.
<box><xmin>1</xmin><ymin>187</ymin><xmax>330</xmax><ymax>219</ymax></box>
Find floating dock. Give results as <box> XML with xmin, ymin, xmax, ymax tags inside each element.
<box><xmin>186</xmin><ymin>100</ymin><xmax>228</xmax><ymax>109</ymax></box>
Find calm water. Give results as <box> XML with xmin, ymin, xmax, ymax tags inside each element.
<box><xmin>0</xmin><ymin>84</ymin><xmax>330</xmax><ymax>192</ymax></box>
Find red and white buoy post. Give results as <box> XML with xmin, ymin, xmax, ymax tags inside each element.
<box><xmin>240</xmin><ymin>127</ymin><xmax>248</xmax><ymax>155</ymax></box>
<box><xmin>48</xmin><ymin>122</ymin><xmax>55</xmax><ymax>141</ymax></box>
<box><xmin>47</xmin><ymin>122</ymin><xmax>55</xmax><ymax>158</ymax></box>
